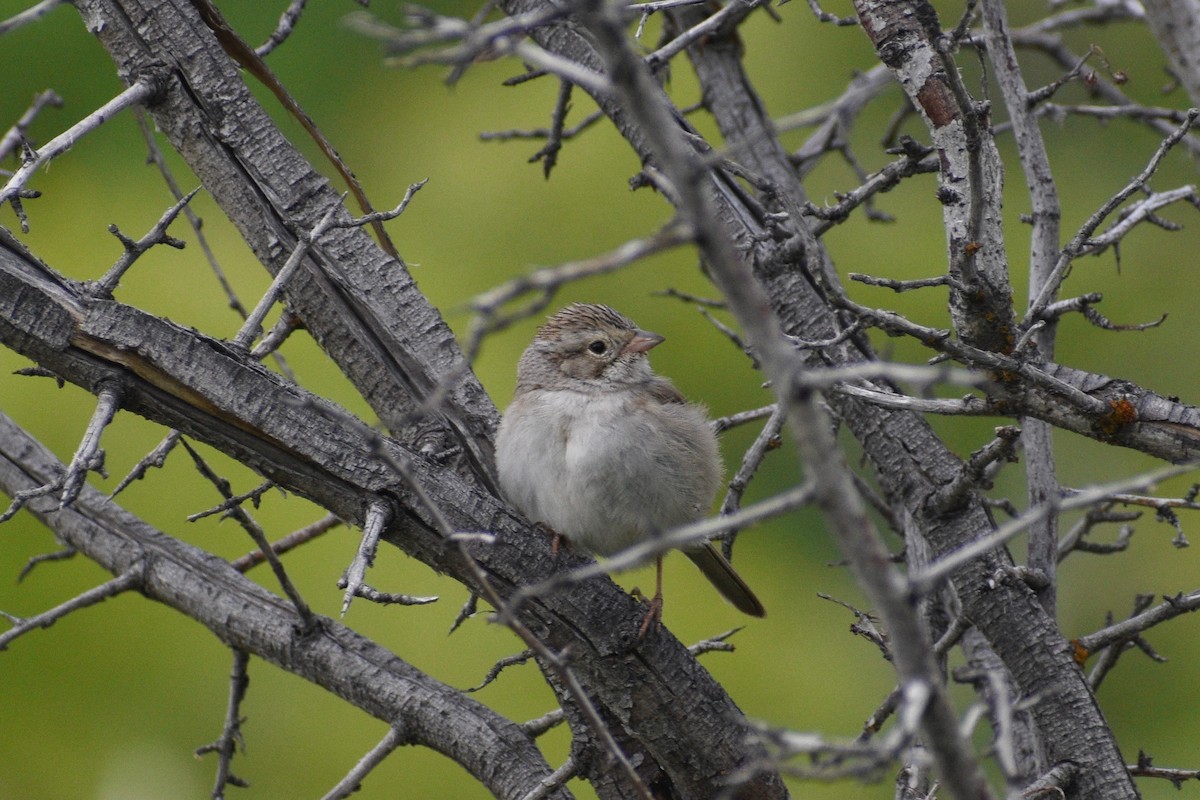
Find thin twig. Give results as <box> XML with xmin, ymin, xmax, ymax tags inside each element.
<box><xmin>1076</xmin><ymin>590</ymin><xmax>1200</xmax><ymax>657</ymax></box>
<box><xmin>712</xmin><ymin>404</ymin><xmax>776</xmax><ymax>434</ymax></box>
<box><xmin>0</xmin><ymin>567</ymin><xmax>141</xmax><ymax>650</ymax></box>
<box><xmin>1</xmin><ymin>77</ymin><xmax>161</xmax><ymax>231</ymax></box>
<box><xmin>195</xmin><ymin>649</ymin><xmax>251</xmax><ymax>798</ymax></box>
<box><xmin>911</xmin><ymin>463</ymin><xmax>1196</xmax><ymax>593</ymax></box>
<box><xmin>180</xmin><ymin>439</ymin><xmax>315</xmax><ymax>626</ymax></box>
<box><xmin>17</xmin><ymin>546</ymin><xmax>77</xmax><ymax>582</ymax></box>
<box><xmin>188</xmin><ymin>481</ymin><xmax>279</xmax><ymax>522</ymax></box>
<box><xmin>341</xmin><ymin>501</ymin><xmax>392</xmax><ymax>616</ymax></box>
<box><xmin>1027</xmin><ymin>109</ymin><xmax>1200</xmax><ymax>320</ymax></box>
<box><xmin>232</xmin><ymin>201</ymin><xmax>344</xmax><ymax>350</ymax></box>
<box><xmin>319</xmin><ymin>726</ymin><xmax>408</xmax><ymax>800</ymax></box>
<box><xmin>109</xmin><ymin>429</ymin><xmax>182</xmax><ymax>500</ymax></box>
<box><xmin>517</xmin><ymin>757</ymin><xmax>578</xmax><ymax>800</ymax></box>
<box><xmin>467</xmin><ymin>650</ymin><xmax>535</xmax><ymax>692</ymax></box>
<box><xmin>0</xmin><ymin>0</ymin><xmax>67</xmax><ymax>37</ymax></box>
<box><xmin>230</xmin><ymin>513</ymin><xmax>343</xmax><ymax>573</ymax></box>
<box><xmin>718</xmin><ymin>405</ymin><xmax>786</xmax><ymax>557</ymax></box>
<box><xmin>256</xmin><ymin>0</ymin><xmax>309</xmax><ymax>56</ymax></box>
<box><xmin>2</xmin><ymin>383</ymin><xmax>122</xmax><ymax>521</ymax></box>
<box><xmin>464</xmin><ymin>218</ymin><xmax>694</xmax><ymax>360</ymax></box>
<box><xmin>90</xmin><ymin>189</ymin><xmax>198</xmax><ymax>297</ymax></box>
<box><xmin>0</xmin><ymin>89</ymin><xmax>63</xmax><ymax>161</ymax></box>
<box><xmin>508</xmin><ymin>485</ymin><xmax>814</xmax><ymax>612</ymax></box>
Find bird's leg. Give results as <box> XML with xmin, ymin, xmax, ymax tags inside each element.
<box><xmin>535</xmin><ymin>522</ymin><xmax>564</xmax><ymax>560</ymax></box>
<box><xmin>636</xmin><ymin>556</ymin><xmax>665</xmax><ymax>639</ymax></box>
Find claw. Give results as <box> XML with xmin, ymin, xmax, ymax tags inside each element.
<box><xmin>634</xmin><ymin>556</ymin><xmax>665</xmax><ymax>640</ymax></box>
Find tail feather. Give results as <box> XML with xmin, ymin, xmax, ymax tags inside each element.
<box><xmin>684</xmin><ymin>542</ymin><xmax>766</xmax><ymax>618</ymax></box>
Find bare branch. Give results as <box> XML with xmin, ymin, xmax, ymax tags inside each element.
<box><xmin>912</xmin><ymin>464</ymin><xmax>1196</xmax><ymax>594</ymax></box>
<box><xmin>687</xmin><ymin>626</ymin><xmax>742</xmax><ymax>657</ymax></box>
<box><xmin>89</xmin><ymin>188</ymin><xmax>198</xmax><ymax>297</ymax></box>
<box><xmin>719</xmin><ymin>404</ymin><xmax>786</xmax><ymax>519</ymax></box>
<box><xmin>0</xmin><ymin>0</ymin><xmax>67</xmax><ymax>37</ymax></box>
<box><xmin>180</xmin><ymin>439</ymin><xmax>315</xmax><ymax>626</ymax></box>
<box><xmin>256</xmin><ymin>0</ymin><xmax>309</xmax><ymax>57</ymax></box>
<box><xmin>340</xmin><ymin>500</ymin><xmax>393</xmax><ymax>616</ymax></box>
<box><xmin>230</xmin><ymin>513</ymin><xmax>343</xmax><ymax>573</ymax></box>
<box><xmin>1076</xmin><ymin>590</ymin><xmax>1200</xmax><ymax>658</ymax></box>
<box><xmin>232</xmin><ymin>200</ymin><xmax>346</xmax><ymax>351</ymax></box>
<box><xmin>0</xmin><ymin>76</ymin><xmax>161</xmax><ymax>231</ymax></box>
<box><xmin>711</xmin><ymin>404</ymin><xmax>776</xmax><ymax>434</ymax></box>
<box><xmin>188</xmin><ymin>480</ymin><xmax>279</xmax><ymax>522</ymax></box>
<box><xmin>109</xmin><ymin>429</ymin><xmax>181</xmax><ymax>500</ymax></box>
<box><xmin>1078</xmin><ymin>186</ymin><xmax>1200</xmax><ymax>257</ymax></box>
<box><xmin>16</xmin><ymin>545</ymin><xmax>77</xmax><ymax>582</ymax></box>
<box><xmin>1129</xmin><ymin>751</ymin><xmax>1200</xmax><ymax>788</ymax></box>
<box><xmin>0</xmin><ymin>89</ymin><xmax>63</xmax><ymax>161</ymax></box>
<box><xmin>194</xmin><ymin>649</ymin><xmax>251</xmax><ymax>798</ymax></box>
<box><xmin>1028</xmin><ymin>109</ymin><xmax>1200</xmax><ymax>321</ymax></box>
<box><xmin>509</xmin><ymin>485</ymin><xmax>814</xmax><ymax>612</ymax></box>
<box><xmin>467</xmin><ymin>650</ymin><xmax>536</xmax><ymax>692</ymax></box>
<box><xmin>464</xmin><ymin>218</ymin><xmax>694</xmax><ymax>359</ymax></box>
<box><xmin>0</xmin><ymin>567</ymin><xmax>140</xmax><ymax>650</ymax></box>
<box><xmin>319</xmin><ymin>726</ymin><xmax>408</xmax><ymax>800</ymax></box>
<box><xmin>517</xmin><ymin>757</ymin><xmax>578</xmax><ymax>800</ymax></box>
<box><xmin>2</xmin><ymin>383</ymin><xmax>122</xmax><ymax>521</ymax></box>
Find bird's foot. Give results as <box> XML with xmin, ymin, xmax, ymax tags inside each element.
<box><xmin>631</xmin><ymin>587</ymin><xmax>663</xmax><ymax>640</ymax></box>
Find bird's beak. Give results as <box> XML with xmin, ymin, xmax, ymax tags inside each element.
<box><xmin>625</xmin><ymin>330</ymin><xmax>664</xmax><ymax>354</ymax></box>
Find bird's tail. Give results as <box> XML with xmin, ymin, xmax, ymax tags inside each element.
<box><xmin>684</xmin><ymin>542</ymin><xmax>766</xmax><ymax>618</ymax></box>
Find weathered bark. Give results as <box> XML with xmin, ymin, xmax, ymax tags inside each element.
<box><xmin>4</xmin><ymin>0</ymin><xmax>1199</xmax><ymax>797</ymax></box>
<box><xmin>72</xmin><ymin>0</ymin><xmax>501</xmax><ymax>488</ymax></box>
<box><xmin>0</xmin><ymin>226</ymin><xmax>785</xmax><ymax>798</ymax></box>
<box><xmin>0</xmin><ymin>413</ymin><xmax>572</xmax><ymax>800</ymax></box>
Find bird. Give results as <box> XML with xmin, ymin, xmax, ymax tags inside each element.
<box><xmin>494</xmin><ymin>302</ymin><xmax>765</xmax><ymax>632</ymax></box>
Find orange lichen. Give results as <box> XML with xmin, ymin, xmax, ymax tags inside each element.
<box><xmin>1098</xmin><ymin>396</ymin><xmax>1138</xmax><ymax>436</ymax></box>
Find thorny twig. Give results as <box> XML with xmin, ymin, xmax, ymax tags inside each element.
<box><xmin>319</xmin><ymin>726</ymin><xmax>408</xmax><ymax>800</ymax></box>
<box><xmin>188</xmin><ymin>481</ymin><xmax>280</xmax><ymax>522</ymax></box>
<box><xmin>180</xmin><ymin>439</ymin><xmax>315</xmax><ymax>626</ymax></box>
<box><xmin>341</xmin><ymin>501</ymin><xmax>392</xmax><ymax>615</ymax></box>
<box><xmin>230</xmin><ymin>513</ymin><xmax>343</xmax><ymax>573</ymax></box>
<box><xmin>717</xmin><ymin>405</ymin><xmax>785</xmax><ymax>558</ymax></box>
<box><xmin>1</xmin><ymin>383</ymin><xmax>122</xmax><ymax>522</ymax></box>
<box><xmin>109</xmin><ymin>429</ymin><xmax>182</xmax><ymax>500</ymax></box>
<box><xmin>1027</xmin><ymin>109</ymin><xmax>1200</xmax><ymax>320</ymax></box>
<box><xmin>0</xmin><ymin>567</ymin><xmax>141</xmax><ymax>650</ymax></box>
<box><xmin>1</xmin><ymin>77</ymin><xmax>161</xmax><ymax>231</ymax></box>
<box><xmin>133</xmin><ymin>110</ymin><xmax>299</xmax><ymax>382</ymax></box>
<box><xmin>508</xmin><ymin>485</ymin><xmax>815</xmax><ymax>613</ymax></box>
<box><xmin>0</xmin><ymin>89</ymin><xmax>63</xmax><ymax>161</ymax></box>
<box><xmin>256</xmin><ymin>0</ymin><xmax>309</xmax><ymax>57</ymax></box>
<box><xmin>194</xmin><ymin>649</ymin><xmax>251</xmax><ymax>798</ymax></box>
<box><xmin>89</xmin><ymin>189</ymin><xmax>198</xmax><ymax>297</ymax></box>
<box><xmin>1077</xmin><ymin>590</ymin><xmax>1200</xmax><ymax>662</ymax></box>
<box><xmin>467</xmin><ymin>650</ymin><xmax>535</xmax><ymax>692</ymax></box>
<box><xmin>464</xmin><ymin>218</ymin><xmax>694</xmax><ymax>360</ymax></box>
<box><xmin>911</xmin><ymin>464</ymin><xmax>1196</xmax><ymax>594</ymax></box>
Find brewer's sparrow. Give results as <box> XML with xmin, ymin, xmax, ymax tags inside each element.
<box><xmin>495</xmin><ymin>303</ymin><xmax>765</xmax><ymax>626</ymax></box>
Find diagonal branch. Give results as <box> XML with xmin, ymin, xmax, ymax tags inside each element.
<box><xmin>0</xmin><ymin>411</ymin><xmax>573</xmax><ymax>800</ymax></box>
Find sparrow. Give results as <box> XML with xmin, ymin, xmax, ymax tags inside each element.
<box><xmin>495</xmin><ymin>303</ymin><xmax>765</xmax><ymax>630</ymax></box>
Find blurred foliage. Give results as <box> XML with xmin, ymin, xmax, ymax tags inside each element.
<box><xmin>1</xmin><ymin>0</ymin><xmax>1198</xmax><ymax>798</ymax></box>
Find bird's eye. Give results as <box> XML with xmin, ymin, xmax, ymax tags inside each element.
<box><xmin>587</xmin><ymin>340</ymin><xmax>608</xmax><ymax>355</ymax></box>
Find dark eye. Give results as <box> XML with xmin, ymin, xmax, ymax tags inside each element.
<box><xmin>587</xmin><ymin>340</ymin><xmax>608</xmax><ymax>355</ymax></box>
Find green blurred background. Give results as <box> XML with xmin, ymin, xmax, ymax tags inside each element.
<box><xmin>1</xmin><ymin>0</ymin><xmax>1198</xmax><ymax>797</ymax></box>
